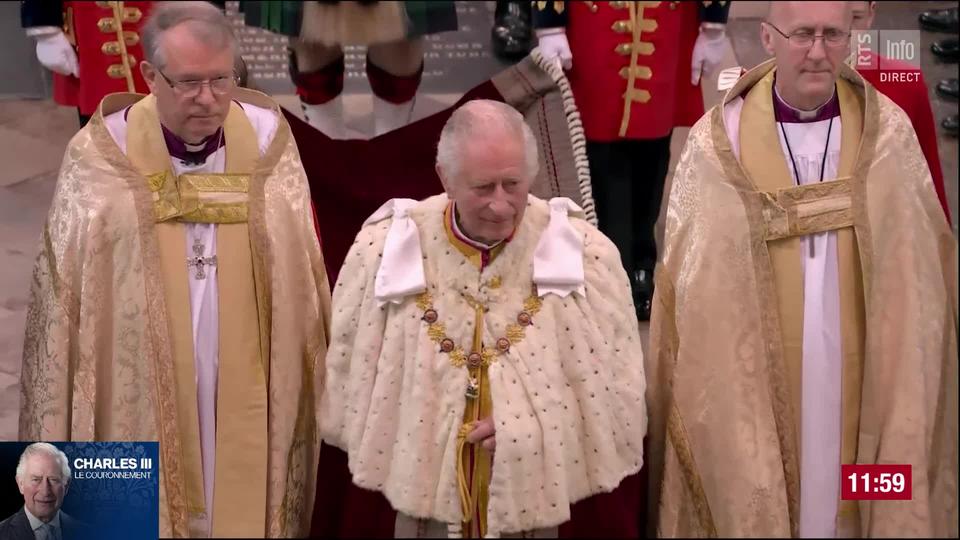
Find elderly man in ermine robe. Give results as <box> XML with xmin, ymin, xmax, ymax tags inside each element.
<box><xmin>647</xmin><ymin>2</ymin><xmax>958</xmax><ymax>538</ymax></box>
<box><xmin>19</xmin><ymin>3</ymin><xmax>330</xmax><ymax>537</ymax></box>
<box><xmin>315</xmin><ymin>99</ymin><xmax>647</xmax><ymax>538</ymax></box>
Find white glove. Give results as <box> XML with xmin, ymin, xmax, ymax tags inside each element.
<box><xmin>690</xmin><ymin>26</ymin><xmax>727</xmax><ymax>86</ymax></box>
<box><xmin>34</xmin><ymin>30</ymin><xmax>79</xmax><ymax>77</ymax></box>
<box><xmin>536</xmin><ymin>28</ymin><xmax>573</xmax><ymax>71</ymax></box>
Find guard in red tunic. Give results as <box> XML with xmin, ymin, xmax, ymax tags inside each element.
<box><xmin>850</xmin><ymin>0</ymin><xmax>951</xmax><ymax>224</ymax></box>
<box><xmin>21</xmin><ymin>1</ymin><xmax>155</xmax><ymax>127</ymax></box>
<box><xmin>855</xmin><ymin>53</ymin><xmax>951</xmax><ymax>224</ymax></box>
<box><xmin>534</xmin><ymin>0</ymin><xmax>731</xmax><ymax>320</ymax></box>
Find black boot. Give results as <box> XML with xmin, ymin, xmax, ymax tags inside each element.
<box><xmin>919</xmin><ymin>7</ymin><xmax>958</xmax><ymax>33</ymax></box>
<box><xmin>632</xmin><ymin>269</ymin><xmax>654</xmax><ymax>322</ymax></box>
<box><xmin>936</xmin><ymin>78</ymin><xmax>959</xmax><ymax>100</ymax></box>
<box><xmin>943</xmin><ymin>114</ymin><xmax>958</xmax><ymax>137</ymax></box>
<box><xmin>491</xmin><ymin>1</ymin><xmax>533</xmax><ymax>60</ymax></box>
<box><xmin>932</xmin><ymin>38</ymin><xmax>959</xmax><ymax>63</ymax></box>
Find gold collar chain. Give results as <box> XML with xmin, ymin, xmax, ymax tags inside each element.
<box><xmin>416</xmin><ymin>290</ymin><xmax>543</xmax><ymax>372</ymax></box>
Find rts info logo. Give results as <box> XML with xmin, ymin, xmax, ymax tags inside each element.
<box><xmin>852</xmin><ymin>30</ymin><xmax>923</xmax><ymax>83</ymax></box>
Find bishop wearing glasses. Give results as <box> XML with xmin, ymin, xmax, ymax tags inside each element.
<box><xmin>647</xmin><ymin>1</ymin><xmax>957</xmax><ymax>537</ymax></box>
<box><xmin>18</xmin><ymin>1</ymin><xmax>331</xmax><ymax>537</ymax></box>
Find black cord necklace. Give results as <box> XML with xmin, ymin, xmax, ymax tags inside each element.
<box><xmin>778</xmin><ymin>113</ymin><xmax>834</xmax><ymax>187</ymax></box>
<box><xmin>775</xmin><ymin>101</ymin><xmax>835</xmax><ymax>258</ymax></box>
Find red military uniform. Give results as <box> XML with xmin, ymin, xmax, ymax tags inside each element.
<box><xmin>856</xmin><ymin>52</ymin><xmax>951</xmax><ymax>224</ymax></box>
<box><xmin>55</xmin><ymin>1</ymin><xmax>151</xmax><ymax>116</ymax></box>
<box><xmin>563</xmin><ymin>0</ymin><xmax>705</xmax><ymax>141</ymax></box>
<box><xmin>22</xmin><ymin>1</ymin><xmax>151</xmax><ymax>117</ymax></box>
<box><xmin>533</xmin><ymin>0</ymin><xmax>731</xmax><ymax>322</ymax></box>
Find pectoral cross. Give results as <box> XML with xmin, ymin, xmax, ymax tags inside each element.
<box><xmin>187</xmin><ymin>237</ymin><xmax>217</xmax><ymax>279</ymax></box>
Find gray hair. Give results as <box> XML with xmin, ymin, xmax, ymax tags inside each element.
<box><xmin>142</xmin><ymin>1</ymin><xmax>237</xmax><ymax>69</ymax></box>
<box><xmin>16</xmin><ymin>443</ymin><xmax>71</xmax><ymax>485</ymax></box>
<box><xmin>436</xmin><ymin>100</ymin><xmax>540</xmax><ymax>183</ymax></box>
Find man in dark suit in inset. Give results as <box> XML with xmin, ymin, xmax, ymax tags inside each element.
<box><xmin>0</xmin><ymin>443</ymin><xmax>87</xmax><ymax>540</ymax></box>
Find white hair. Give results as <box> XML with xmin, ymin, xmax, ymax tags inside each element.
<box><xmin>142</xmin><ymin>1</ymin><xmax>237</xmax><ymax>69</ymax></box>
<box><xmin>436</xmin><ymin>99</ymin><xmax>540</xmax><ymax>183</ymax></box>
<box><xmin>16</xmin><ymin>443</ymin><xmax>71</xmax><ymax>485</ymax></box>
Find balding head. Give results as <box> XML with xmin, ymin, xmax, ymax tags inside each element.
<box><xmin>761</xmin><ymin>1</ymin><xmax>852</xmax><ymax>109</ymax></box>
<box><xmin>139</xmin><ymin>1</ymin><xmax>238</xmax><ymax>144</ymax></box>
<box><xmin>767</xmin><ymin>1</ymin><xmax>853</xmax><ymax>28</ymax></box>
<box><xmin>142</xmin><ymin>1</ymin><xmax>236</xmax><ymax>70</ymax></box>
<box><xmin>435</xmin><ymin>100</ymin><xmax>538</xmax><ymax>244</ymax></box>
<box><xmin>766</xmin><ymin>1</ymin><xmax>784</xmax><ymax>24</ymax></box>
<box><xmin>436</xmin><ymin>100</ymin><xmax>538</xmax><ymax>184</ymax></box>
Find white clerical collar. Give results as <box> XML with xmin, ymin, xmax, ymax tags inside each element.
<box><xmin>773</xmin><ymin>83</ymin><xmax>837</xmax><ymax>121</ymax></box>
<box><xmin>450</xmin><ymin>202</ymin><xmax>503</xmax><ymax>251</ymax></box>
<box><xmin>23</xmin><ymin>505</ymin><xmax>62</xmax><ymax>532</ymax></box>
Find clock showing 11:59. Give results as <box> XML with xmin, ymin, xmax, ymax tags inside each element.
<box><xmin>841</xmin><ymin>464</ymin><xmax>912</xmax><ymax>500</ymax></box>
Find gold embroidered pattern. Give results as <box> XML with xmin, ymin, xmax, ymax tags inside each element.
<box><xmin>709</xmin><ymin>94</ymin><xmax>802</xmax><ymax>535</ymax></box>
<box><xmin>667</xmin><ymin>402</ymin><xmax>718</xmax><ymax>536</ymax></box>
<box><xmin>617</xmin><ymin>1</ymin><xmax>658</xmax><ymax>136</ymax></box>
<box><xmin>147</xmin><ymin>171</ymin><xmax>251</xmax><ymax>224</ymax></box>
<box><xmin>101</xmin><ymin>32</ymin><xmax>139</xmax><ymax>55</ymax></box>
<box><xmin>123</xmin><ymin>6</ymin><xmax>142</xmax><ymax>22</ymax></box>
<box><xmin>107</xmin><ymin>60</ymin><xmax>136</xmax><ymax>79</ymax></box>
<box><xmin>505</xmin><ymin>296</ymin><xmax>543</xmax><ymax>344</ymax></box>
<box><xmin>533</xmin><ymin>0</ymin><xmax>566</xmax><ymax>13</ymax></box>
<box><xmin>417</xmin><ymin>290</ymin><xmax>543</xmax><ymax>369</ymax></box>
<box><xmin>190</xmin><ymin>203</ymin><xmax>248</xmax><ymax>224</ymax></box>
<box><xmin>761</xmin><ymin>178</ymin><xmax>855</xmax><ymax>241</ymax></box>
<box><xmin>98</xmin><ymin>16</ymin><xmax>118</xmax><ymax>33</ymax></box>
<box><xmin>619</xmin><ymin>65</ymin><xmax>654</xmax><ymax>80</ymax></box>
<box><xmin>181</xmin><ymin>173</ymin><xmax>250</xmax><ymax>192</ymax></box>
<box><xmin>427</xmin><ymin>322</ymin><xmax>447</xmax><ymax>342</ymax></box>
<box><xmin>147</xmin><ymin>171</ymin><xmax>167</xmax><ymax>192</ymax></box>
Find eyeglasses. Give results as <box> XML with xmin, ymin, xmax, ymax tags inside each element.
<box><xmin>764</xmin><ymin>21</ymin><xmax>851</xmax><ymax>49</ymax></box>
<box><xmin>157</xmin><ymin>68</ymin><xmax>238</xmax><ymax>97</ymax></box>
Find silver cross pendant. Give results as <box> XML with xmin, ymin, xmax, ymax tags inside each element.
<box><xmin>186</xmin><ymin>237</ymin><xmax>217</xmax><ymax>280</ymax></box>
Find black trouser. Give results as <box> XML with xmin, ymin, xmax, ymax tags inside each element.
<box><xmin>586</xmin><ymin>135</ymin><xmax>672</xmax><ymax>278</ymax></box>
<box><xmin>78</xmin><ymin>111</ymin><xmax>90</xmax><ymax>128</ymax></box>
